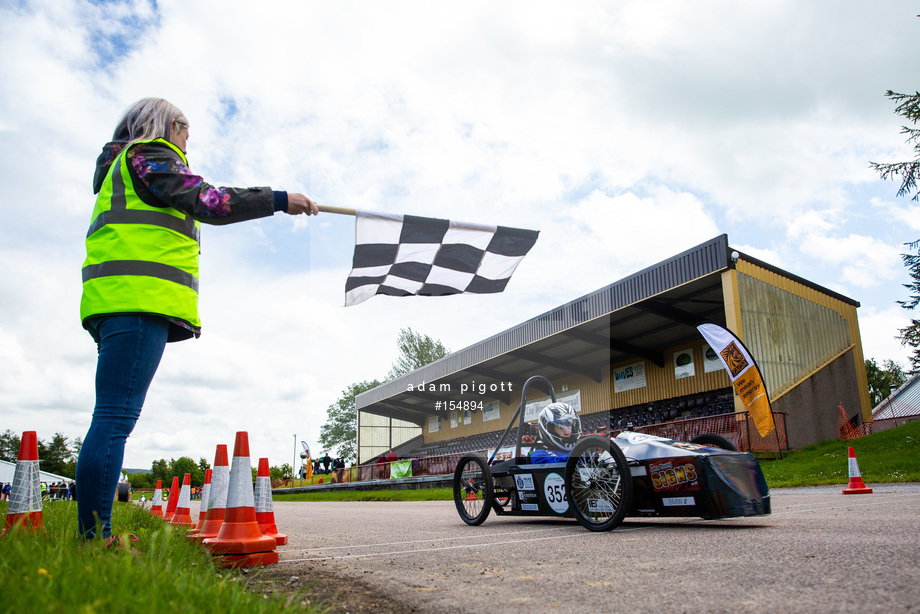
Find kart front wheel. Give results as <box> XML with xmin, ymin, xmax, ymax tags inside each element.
<box><xmin>565</xmin><ymin>436</ymin><xmax>632</xmax><ymax>532</ymax></box>
<box><xmin>690</xmin><ymin>433</ymin><xmax>737</xmax><ymax>451</ymax></box>
<box><xmin>453</xmin><ymin>454</ymin><xmax>494</xmax><ymax>526</ymax></box>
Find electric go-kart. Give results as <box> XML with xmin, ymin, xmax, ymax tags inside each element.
<box><xmin>453</xmin><ymin>376</ymin><xmax>770</xmax><ymax>531</ymax></box>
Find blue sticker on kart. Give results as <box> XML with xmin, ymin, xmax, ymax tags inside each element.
<box><xmin>543</xmin><ymin>472</ymin><xmax>568</xmax><ymax>513</ymax></box>
<box><xmin>515</xmin><ymin>474</ymin><xmax>535</xmax><ymax>491</ymax></box>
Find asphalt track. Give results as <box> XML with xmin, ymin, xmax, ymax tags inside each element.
<box><xmin>196</xmin><ymin>484</ymin><xmax>920</xmax><ymax>613</ymax></box>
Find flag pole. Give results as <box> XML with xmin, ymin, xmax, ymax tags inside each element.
<box><xmin>316</xmin><ymin>204</ymin><xmax>356</xmax><ymax>216</ymax></box>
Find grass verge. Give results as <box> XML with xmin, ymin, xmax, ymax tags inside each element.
<box><xmin>760</xmin><ymin>419</ymin><xmax>920</xmax><ymax>487</ymax></box>
<box><xmin>0</xmin><ymin>500</ymin><xmax>327</xmax><ymax>614</ymax></box>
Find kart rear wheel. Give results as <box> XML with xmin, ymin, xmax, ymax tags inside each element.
<box><xmin>690</xmin><ymin>433</ymin><xmax>737</xmax><ymax>451</ymax></box>
<box><xmin>565</xmin><ymin>436</ymin><xmax>632</xmax><ymax>532</ymax></box>
<box><xmin>453</xmin><ymin>454</ymin><xmax>494</xmax><ymax>526</ymax></box>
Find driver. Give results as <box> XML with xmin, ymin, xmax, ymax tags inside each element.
<box><xmin>530</xmin><ymin>402</ymin><xmax>581</xmax><ymax>463</ymax></box>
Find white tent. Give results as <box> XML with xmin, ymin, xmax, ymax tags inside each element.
<box><xmin>0</xmin><ymin>459</ymin><xmax>71</xmax><ymax>485</ymax></box>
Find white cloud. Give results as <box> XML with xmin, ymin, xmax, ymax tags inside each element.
<box><xmin>858</xmin><ymin>305</ymin><xmax>912</xmax><ymax>368</ymax></box>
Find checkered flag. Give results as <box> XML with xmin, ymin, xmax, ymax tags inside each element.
<box><xmin>345</xmin><ymin>211</ymin><xmax>539</xmax><ymax>306</ymax></box>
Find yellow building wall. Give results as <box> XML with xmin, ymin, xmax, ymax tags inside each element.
<box><xmin>733</xmin><ymin>260</ymin><xmax>871</xmax><ymax>421</ymax></box>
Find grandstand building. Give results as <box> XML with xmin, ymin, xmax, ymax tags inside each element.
<box><xmin>355</xmin><ymin>234</ymin><xmax>870</xmax><ymax>464</ymax></box>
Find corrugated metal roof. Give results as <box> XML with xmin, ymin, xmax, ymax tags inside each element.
<box><xmin>357</xmin><ymin>234</ymin><xmax>731</xmax><ymax>409</ymax></box>
<box><xmin>873</xmin><ymin>373</ymin><xmax>920</xmax><ymax>419</ymax></box>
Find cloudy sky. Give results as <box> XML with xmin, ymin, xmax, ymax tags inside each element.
<box><xmin>1</xmin><ymin>0</ymin><xmax>918</xmax><ymax>470</ymax></box>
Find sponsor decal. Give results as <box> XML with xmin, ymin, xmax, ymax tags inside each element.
<box><xmin>720</xmin><ymin>342</ymin><xmax>749</xmax><ymax>378</ymax></box>
<box><xmin>521</xmin><ymin>503</ymin><xmax>540</xmax><ymax>511</ymax></box>
<box><xmin>515</xmin><ymin>474</ymin><xmax>535</xmax><ymax>491</ymax></box>
<box><xmin>648</xmin><ymin>458</ymin><xmax>700</xmax><ymax>492</ymax></box>
<box><xmin>588</xmin><ymin>498</ymin><xmax>615</xmax><ymax>513</ymax></box>
<box><xmin>543</xmin><ymin>473</ymin><xmax>568</xmax><ymax>514</ymax></box>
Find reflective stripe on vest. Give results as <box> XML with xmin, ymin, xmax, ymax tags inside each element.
<box><xmin>80</xmin><ymin>138</ymin><xmax>202</xmax><ymax>329</ymax></box>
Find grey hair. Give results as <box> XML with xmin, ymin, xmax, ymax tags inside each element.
<box><xmin>112</xmin><ymin>97</ymin><xmax>188</xmax><ymax>145</ymax></box>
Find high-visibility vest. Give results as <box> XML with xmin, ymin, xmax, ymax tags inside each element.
<box><xmin>80</xmin><ymin>138</ymin><xmax>202</xmax><ymax>331</ymax></box>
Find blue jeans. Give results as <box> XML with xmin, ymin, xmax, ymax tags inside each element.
<box><xmin>76</xmin><ymin>315</ymin><xmax>169</xmax><ymax>539</ymax></box>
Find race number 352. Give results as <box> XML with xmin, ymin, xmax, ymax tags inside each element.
<box><xmin>543</xmin><ymin>473</ymin><xmax>568</xmax><ymax>513</ymax></box>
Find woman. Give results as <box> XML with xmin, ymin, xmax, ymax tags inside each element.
<box><xmin>77</xmin><ymin>97</ymin><xmax>318</xmax><ymax>539</ymax></box>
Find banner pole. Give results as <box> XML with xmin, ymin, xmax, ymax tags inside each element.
<box><xmin>317</xmin><ymin>204</ymin><xmax>357</xmax><ymax>216</ymax></box>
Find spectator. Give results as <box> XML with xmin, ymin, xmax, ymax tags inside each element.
<box><xmin>333</xmin><ymin>457</ymin><xmax>346</xmax><ymax>483</ymax></box>
<box><xmin>321</xmin><ymin>452</ymin><xmax>332</xmax><ymax>474</ymax></box>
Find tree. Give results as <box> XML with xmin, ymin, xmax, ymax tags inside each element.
<box><xmin>865</xmin><ymin>358</ymin><xmax>907</xmax><ymax>406</ymax></box>
<box><xmin>319</xmin><ymin>379</ymin><xmax>381</xmax><ymax>463</ymax></box>
<box><xmin>870</xmin><ymin>90</ymin><xmax>920</xmax><ymax>201</ymax></box>
<box><xmin>387</xmin><ymin>327</ymin><xmax>451</xmax><ymax>380</ymax></box>
<box><xmin>170</xmin><ymin>456</ymin><xmax>204</xmax><ymax>487</ymax></box>
<box><xmin>0</xmin><ymin>430</ymin><xmax>21</xmax><ymax>463</ymax></box>
<box><xmin>896</xmin><ymin>240</ymin><xmax>920</xmax><ymax>373</ymax></box>
<box><xmin>150</xmin><ymin>458</ymin><xmax>170</xmax><ymax>484</ymax></box>
<box><xmin>319</xmin><ymin>328</ymin><xmax>450</xmax><ymax>464</ymax></box>
<box><xmin>871</xmin><ymin>90</ymin><xmax>920</xmax><ymax>372</ymax></box>
<box><xmin>126</xmin><ymin>472</ymin><xmax>153</xmax><ymax>489</ymax></box>
<box><xmin>37</xmin><ymin>433</ymin><xmax>76</xmax><ymax>478</ymax></box>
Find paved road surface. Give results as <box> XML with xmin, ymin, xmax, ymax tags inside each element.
<box><xmin>192</xmin><ymin>484</ymin><xmax>920</xmax><ymax>613</ymax></box>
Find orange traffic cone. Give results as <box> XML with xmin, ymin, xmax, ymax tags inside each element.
<box><xmin>203</xmin><ymin>432</ymin><xmax>278</xmax><ymax>567</ymax></box>
<box><xmin>193</xmin><ymin>445</ymin><xmax>229</xmax><ymax>544</ymax></box>
<box><xmin>842</xmin><ymin>446</ymin><xmax>873</xmax><ymax>494</ymax></box>
<box><xmin>170</xmin><ymin>473</ymin><xmax>195</xmax><ymax>527</ymax></box>
<box><xmin>3</xmin><ymin>431</ymin><xmax>42</xmax><ymax>533</ymax></box>
<box><xmin>187</xmin><ymin>468</ymin><xmax>212</xmax><ymax>539</ymax></box>
<box><xmin>464</xmin><ymin>479</ymin><xmax>478</xmax><ymax>501</ymax></box>
<box><xmin>255</xmin><ymin>458</ymin><xmax>287</xmax><ymax>545</ymax></box>
<box><xmin>150</xmin><ymin>480</ymin><xmax>164</xmax><ymax>518</ymax></box>
<box><xmin>163</xmin><ymin>476</ymin><xmax>180</xmax><ymax>521</ymax></box>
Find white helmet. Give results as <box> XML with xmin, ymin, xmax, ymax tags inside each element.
<box><xmin>537</xmin><ymin>403</ymin><xmax>581</xmax><ymax>451</ymax></box>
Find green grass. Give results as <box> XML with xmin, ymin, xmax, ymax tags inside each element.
<box><xmin>274</xmin><ymin>487</ymin><xmax>453</xmax><ymax>502</ymax></box>
<box><xmin>760</xmin><ymin>419</ymin><xmax>920</xmax><ymax>487</ymax></box>
<box><xmin>0</xmin><ymin>501</ymin><xmax>327</xmax><ymax>614</ymax></box>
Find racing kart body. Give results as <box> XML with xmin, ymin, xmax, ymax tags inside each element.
<box><xmin>453</xmin><ymin>376</ymin><xmax>771</xmax><ymax>531</ymax></box>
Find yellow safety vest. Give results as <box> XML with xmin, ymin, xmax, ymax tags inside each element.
<box><xmin>80</xmin><ymin>138</ymin><xmax>202</xmax><ymax>334</ymax></box>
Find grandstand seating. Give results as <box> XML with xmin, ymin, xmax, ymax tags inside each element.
<box><xmin>404</xmin><ymin>389</ymin><xmax>735</xmax><ymax>459</ymax></box>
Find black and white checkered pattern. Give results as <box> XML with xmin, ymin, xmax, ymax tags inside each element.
<box><xmin>345</xmin><ymin>211</ymin><xmax>539</xmax><ymax>306</ymax></box>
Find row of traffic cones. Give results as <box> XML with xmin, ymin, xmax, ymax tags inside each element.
<box><xmin>3</xmin><ymin>430</ymin><xmax>287</xmax><ymax>566</ymax></box>
<box><xmin>151</xmin><ymin>432</ymin><xmax>287</xmax><ymax>567</ymax></box>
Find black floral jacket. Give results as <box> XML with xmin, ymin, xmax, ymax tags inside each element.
<box><xmin>93</xmin><ymin>140</ymin><xmax>275</xmax><ymax>225</ymax></box>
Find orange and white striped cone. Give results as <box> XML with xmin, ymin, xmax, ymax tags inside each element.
<box><xmin>203</xmin><ymin>432</ymin><xmax>278</xmax><ymax>567</ymax></box>
<box><xmin>169</xmin><ymin>473</ymin><xmax>195</xmax><ymax>527</ymax></box>
<box><xmin>3</xmin><ymin>431</ymin><xmax>42</xmax><ymax>534</ymax></box>
<box><xmin>193</xmin><ymin>444</ymin><xmax>230</xmax><ymax>544</ymax></box>
<box><xmin>163</xmin><ymin>475</ymin><xmax>179</xmax><ymax>522</ymax></box>
<box><xmin>163</xmin><ymin>476</ymin><xmax>180</xmax><ymax>522</ymax></box>
<box><xmin>150</xmin><ymin>480</ymin><xmax>164</xmax><ymax>518</ymax></box>
<box><xmin>842</xmin><ymin>446</ymin><xmax>873</xmax><ymax>495</ymax></box>
<box><xmin>187</xmin><ymin>468</ymin><xmax>212</xmax><ymax>539</ymax></box>
<box><xmin>255</xmin><ymin>458</ymin><xmax>287</xmax><ymax>545</ymax></box>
